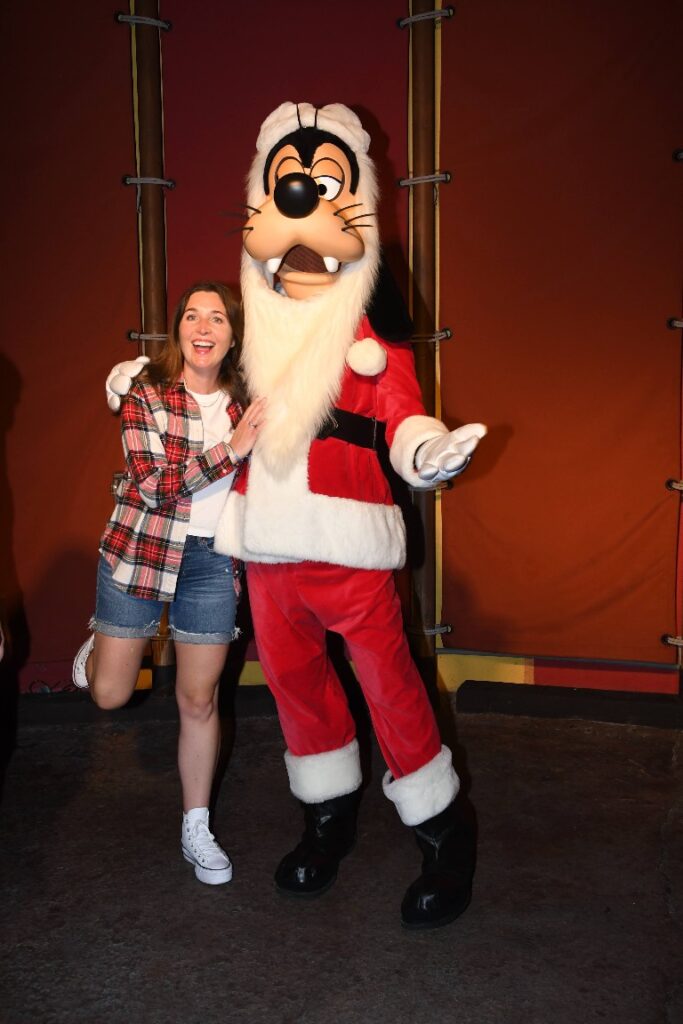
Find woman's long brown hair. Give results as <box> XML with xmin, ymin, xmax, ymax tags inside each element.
<box><xmin>143</xmin><ymin>281</ymin><xmax>248</xmax><ymax>407</ymax></box>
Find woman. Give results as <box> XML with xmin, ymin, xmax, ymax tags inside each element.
<box><xmin>72</xmin><ymin>281</ymin><xmax>265</xmax><ymax>886</ymax></box>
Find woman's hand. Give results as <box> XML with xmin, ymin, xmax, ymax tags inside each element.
<box><xmin>229</xmin><ymin>397</ymin><xmax>267</xmax><ymax>459</ymax></box>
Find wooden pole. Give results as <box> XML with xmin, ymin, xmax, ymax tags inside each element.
<box><xmin>126</xmin><ymin>0</ymin><xmax>173</xmax><ymax>670</ymax></box>
<box><xmin>408</xmin><ymin>0</ymin><xmax>439</xmax><ymax>684</ymax></box>
<box><xmin>131</xmin><ymin>0</ymin><xmax>168</xmax><ymax>359</ymax></box>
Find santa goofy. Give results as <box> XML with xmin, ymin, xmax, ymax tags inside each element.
<box><xmin>110</xmin><ymin>102</ymin><xmax>486</xmax><ymax>929</ymax></box>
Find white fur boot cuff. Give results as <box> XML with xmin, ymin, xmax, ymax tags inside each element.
<box><xmin>285</xmin><ymin>739</ymin><xmax>362</xmax><ymax>804</ymax></box>
<box><xmin>382</xmin><ymin>745</ymin><xmax>460</xmax><ymax>826</ymax></box>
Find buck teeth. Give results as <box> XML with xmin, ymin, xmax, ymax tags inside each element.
<box><xmin>323</xmin><ymin>256</ymin><xmax>340</xmax><ymax>273</ymax></box>
<box><xmin>266</xmin><ymin>257</ymin><xmax>282</xmax><ymax>274</ymax></box>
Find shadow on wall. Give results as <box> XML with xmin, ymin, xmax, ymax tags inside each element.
<box><xmin>22</xmin><ymin>547</ymin><xmax>99</xmax><ymax>693</ymax></box>
<box><xmin>353</xmin><ymin>104</ymin><xmax>408</xmax><ymax>299</ymax></box>
<box><xmin>0</xmin><ymin>347</ymin><xmax>101</xmax><ymax>792</ymax></box>
<box><xmin>1</xmin><ymin>542</ymin><xmax>100</xmax><ymax>799</ymax></box>
<box><xmin>0</xmin><ymin>352</ymin><xmax>27</xmax><ymax>794</ymax></box>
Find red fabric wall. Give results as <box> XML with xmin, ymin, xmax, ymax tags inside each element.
<box><xmin>4</xmin><ymin>0</ymin><xmax>681</xmax><ymax>690</ymax></box>
<box><xmin>439</xmin><ymin>0</ymin><xmax>683</xmax><ymax>665</ymax></box>
<box><xmin>1</xmin><ymin>6</ymin><xmax>139</xmax><ymax>689</ymax></box>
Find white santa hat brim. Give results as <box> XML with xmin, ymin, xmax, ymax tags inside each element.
<box><xmin>246</xmin><ymin>102</ymin><xmax>378</xmax><ymax>220</ymax></box>
<box><xmin>256</xmin><ymin>102</ymin><xmax>370</xmax><ymax>158</ymax></box>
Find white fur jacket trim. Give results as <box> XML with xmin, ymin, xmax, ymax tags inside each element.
<box><xmin>389</xmin><ymin>415</ymin><xmax>450</xmax><ymax>490</ymax></box>
<box><xmin>382</xmin><ymin>745</ymin><xmax>459</xmax><ymax>826</ymax></box>
<box><xmin>285</xmin><ymin>739</ymin><xmax>362</xmax><ymax>803</ymax></box>
<box><xmin>214</xmin><ymin>453</ymin><xmax>407</xmax><ymax>569</ymax></box>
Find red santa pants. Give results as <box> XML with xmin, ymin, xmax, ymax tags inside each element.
<box><xmin>246</xmin><ymin>561</ymin><xmax>442</xmax><ymax>781</ymax></box>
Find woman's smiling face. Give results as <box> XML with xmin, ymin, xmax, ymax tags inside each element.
<box><xmin>178</xmin><ymin>291</ymin><xmax>233</xmax><ymax>384</ymax></box>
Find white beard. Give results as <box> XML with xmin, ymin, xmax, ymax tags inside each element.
<box><xmin>240</xmin><ymin>251</ymin><xmax>378</xmax><ymax>478</ymax></box>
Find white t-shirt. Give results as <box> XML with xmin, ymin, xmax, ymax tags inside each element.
<box><xmin>186</xmin><ymin>389</ymin><xmax>235</xmax><ymax>537</ymax></box>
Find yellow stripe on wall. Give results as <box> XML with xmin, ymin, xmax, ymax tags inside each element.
<box><xmin>231</xmin><ymin>653</ymin><xmax>533</xmax><ymax>692</ymax></box>
<box><xmin>437</xmin><ymin>652</ymin><xmax>534</xmax><ymax>691</ymax></box>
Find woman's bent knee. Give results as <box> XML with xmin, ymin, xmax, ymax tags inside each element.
<box><xmin>89</xmin><ymin>677</ymin><xmax>136</xmax><ymax>710</ymax></box>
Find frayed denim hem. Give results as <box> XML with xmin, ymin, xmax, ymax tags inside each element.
<box><xmin>171</xmin><ymin>625</ymin><xmax>241</xmax><ymax>645</ymax></box>
<box><xmin>88</xmin><ymin>615</ymin><xmax>160</xmax><ymax>640</ymax></box>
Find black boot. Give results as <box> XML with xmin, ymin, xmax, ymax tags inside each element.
<box><xmin>400</xmin><ymin>800</ymin><xmax>476</xmax><ymax>930</ymax></box>
<box><xmin>274</xmin><ymin>790</ymin><xmax>359</xmax><ymax>898</ymax></box>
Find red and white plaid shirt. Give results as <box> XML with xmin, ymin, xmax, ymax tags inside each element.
<box><xmin>100</xmin><ymin>379</ymin><xmax>243</xmax><ymax>600</ymax></box>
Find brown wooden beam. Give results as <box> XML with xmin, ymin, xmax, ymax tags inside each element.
<box><xmin>131</xmin><ymin>0</ymin><xmax>168</xmax><ymax>359</ymax></box>
<box><xmin>124</xmin><ymin>0</ymin><xmax>173</xmax><ymax>668</ymax></box>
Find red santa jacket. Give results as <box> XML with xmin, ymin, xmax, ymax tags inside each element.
<box><xmin>214</xmin><ymin>318</ymin><xmax>448</xmax><ymax>570</ymax></box>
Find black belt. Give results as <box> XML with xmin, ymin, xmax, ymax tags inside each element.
<box><xmin>316</xmin><ymin>407</ymin><xmax>385</xmax><ymax>450</ymax></box>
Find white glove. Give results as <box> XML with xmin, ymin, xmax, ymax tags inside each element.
<box><xmin>415</xmin><ymin>423</ymin><xmax>487</xmax><ymax>483</ymax></box>
<box><xmin>106</xmin><ymin>356</ymin><xmax>150</xmax><ymax>412</ymax></box>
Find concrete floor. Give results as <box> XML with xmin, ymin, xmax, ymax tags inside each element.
<box><xmin>1</xmin><ymin>696</ymin><xmax>681</xmax><ymax>1024</ymax></box>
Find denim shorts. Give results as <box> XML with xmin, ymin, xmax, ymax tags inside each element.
<box><xmin>91</xmin><ymin>536</ymin><xmax>241</xmax><ymax>645</ymax></box>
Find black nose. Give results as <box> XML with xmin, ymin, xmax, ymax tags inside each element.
<box><xmin>273</xmin><ymin>173</ymin><xmax>320</xmax><ymax>219</ymax></box>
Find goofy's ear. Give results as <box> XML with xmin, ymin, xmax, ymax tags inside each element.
<box><xmin>366</xmin><ymin>252</ymin><xmax>414</xmax><ymax>342</ymax></box>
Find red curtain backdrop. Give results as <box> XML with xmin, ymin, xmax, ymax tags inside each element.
<box><xmin>439</xmin><ymin>0</ymin><xmax>683</xmax><ymax>665</ymax></box>
<box><xmin>5</xmin><ymin>1</ymin><xmax>681</xmax><ymax>689</ymax></box>
<box><xmin>2</xmin><ymin>5</ymin><xmax>139</xmax><ymax>690</ymax></box>
<box><xmin>162</xmin><ymin>0</ymin><xmax>409</xmax><ymax>305</ymax></box>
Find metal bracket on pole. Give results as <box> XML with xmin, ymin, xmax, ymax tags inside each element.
<box><xmin>662</xmin><ymin>634</ymin><xmax>683</xmax><ymax>648</ymax></box>
<box><xmin>122</xmin><ymin>175</ymin><xmax>176</xmax><ymax>212</ymax></box>
<box><xmin>110</xmin><ymin>471</ymin><xmax>127</xmax><ymax>496</ymax></box>
<box><xmin>412</xmin><ymin>328</ymin><xmax>452</xmax><ymax>343</ymax></box>
<box><xmin>115</xmin><ymin>12</ymin><xmax>172</xmax><ymax>30</ymax></box>
<box><xmin>398</xmin><ymin>172</ymin><xmax>451</xmax><ymax>188</ymax></box>
<box><xmin>127</xmin><ymin>331</ymin><xmax>169</xmax><ymax>342</ymax></box>
<box><xmin>407</xmin><ymin>623</ymin><xmax>453</xmax><ymax>636</ymax></box>
<box><xmin>409</xmin><ymin>480</ymin><xmax>454</xmax><ymax>493</ymax></box>
<box><xmin>122</xmin><ymin>176</ymin><xmax>175</xmax><ymax>188</ymax></box>
<box><xmin>399</xmin><ymin>172</ymin><xmax>451</xmax><ymax>207</ymax></box>
<box><xmin>398</xmin><ymin>7</ymin><xmax>454</xmax><ymax>28</ymax></box>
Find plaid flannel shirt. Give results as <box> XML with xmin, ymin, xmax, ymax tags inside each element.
<box><xmin>100</xmin><ymin>379</ymin><xmax>243</xmax><ymax>601</ymax></box>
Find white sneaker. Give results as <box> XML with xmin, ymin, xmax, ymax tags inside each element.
<box><xmin>182</xmin><ymin>820</ymin><xmax>233</xmax><ymax>885</ymax></box>
<box><xmin>72</xmin><ymin>634</ymin><xmax>95</xmax><ymax>690</ymax></box>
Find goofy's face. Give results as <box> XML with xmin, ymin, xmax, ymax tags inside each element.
<box><xmin>243</xmin><ymin>114</ymin><xmax>377</xmax><ymax>300</ymax></box>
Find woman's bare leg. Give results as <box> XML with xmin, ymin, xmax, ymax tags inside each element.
<box><xmin>174</xmin><ymin>641</ymin><xmax>229</xmax><ymax>811</ymax></box>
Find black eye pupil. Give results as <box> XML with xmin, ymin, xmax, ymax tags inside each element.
<box><xmin>318</xmin><ymin>183</ymin><xmax>327</xmax><ymax>196</ymax></box>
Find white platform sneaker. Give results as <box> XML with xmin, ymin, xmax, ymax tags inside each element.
<box><xmin>72</xmin><ymin>634</ymin><xmax>95</xmax><ymax>690</ymax></box>
<box><xmin>182</xmin><ymin>819</ymin><xmax>233</xmax><ymax>885</ymax></box>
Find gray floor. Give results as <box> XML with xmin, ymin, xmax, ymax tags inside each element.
<box><xmin>1</xmin><ymin>700</ymin><xmax>681</xmax><ymax>1024</ymax></box>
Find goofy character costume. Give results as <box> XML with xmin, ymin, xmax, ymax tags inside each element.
<box><xmin>109</xmin><ymin>102</ymin><xmax>486</xmax><ymax>929</ymax></box>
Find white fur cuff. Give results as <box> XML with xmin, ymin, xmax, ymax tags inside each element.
<box><xmin>382</xmin><ymin>745</ymin><xmax>459</xmax><ymax>826</ymax></box>
<box><xmin>285</xmin><ymin>739</ymin><xmax>362</xmax><ymax>804</ymax></box>
<box><xmin>389</xmin><ymin>415</ymin><xmax>449</xmax><ymax>489</ymax></box>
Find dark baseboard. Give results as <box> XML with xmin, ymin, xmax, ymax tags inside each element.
<box><xmin>16</xmin><ymin>679</ymin><xmax>682</xmax><ymax>730</ymax></box>
<box><xmin>16</xmin><ymin>682</ymin><xmax>277</xmax><ymax>726</ymax></box>
<box><xmin>456</xmin><ymin>680</ymin><xmax>682</xmax><ymax>729</ymax></box>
